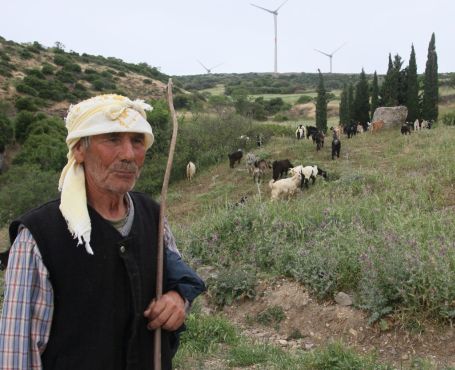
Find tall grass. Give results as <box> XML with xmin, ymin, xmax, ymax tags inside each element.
<box><xmin>175</xmin><ymin>126</ymin><xmax>455</xmax><ymax>324</ymax></box>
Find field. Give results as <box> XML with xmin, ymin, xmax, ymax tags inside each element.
<box><xmin>164</xmin><ymin>123</ymin><xmax>455</xmax><ymax>369</ymax></box>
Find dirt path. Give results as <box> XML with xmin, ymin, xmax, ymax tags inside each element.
<box><xmin>219</xmin><ymin>278</ymin><xmax>454</xmax><ymax>369</ymax></box>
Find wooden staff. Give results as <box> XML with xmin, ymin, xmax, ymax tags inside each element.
<box><xmin>154</xmin><ymin>78</ymin><xmax>179</xmax><ymax>370</ymax></box>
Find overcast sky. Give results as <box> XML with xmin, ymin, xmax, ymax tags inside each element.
<box><xmin>1</xmin><ymin>0</ymin><xmax>452</xmax><ymax>76</ymax></box>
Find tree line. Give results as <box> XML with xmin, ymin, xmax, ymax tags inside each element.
<box><xmin>325</xmin><ymin>33</ymin><xmax>439</xmax><ymax>131</ymax></box>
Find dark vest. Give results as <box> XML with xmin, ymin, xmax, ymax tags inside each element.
<box><xmin>9</xmin><ymin>192</ymin><xmax>172</xmax><ymax>370</ymax></box>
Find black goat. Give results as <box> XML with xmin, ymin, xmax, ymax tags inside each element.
<box><xmin>315</xmin><ymin>131</ymin><xmax>325</xmax><ymax>151</ymax></box>
<box><xmin>272</xmin><ymin>159</ymin><xmax>294</xmax><ymax>181</ymax></box>
<box><xmin>332</xmin><ymin>138</ymin><xmax>341</xmax><ymax>159</ymax></box>
<box><xmin>306</xmin><ymin>126</ymin><xmax>319</xmax><ymax>141</ymax></box>
<box><xmin>401</xmin><ymin>125</ymin><xmax>411</xmax><ymax>135</ymax></box>
<box><xmin>228</xmin><ymin>149</ymin><xmax>243</xmax><ymax>168</ymax></box>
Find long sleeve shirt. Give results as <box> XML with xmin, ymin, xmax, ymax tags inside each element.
<box><xmin>0</xmin><ymin>220</ymin><xmax>204</xmax><ymax>370</ymax></box>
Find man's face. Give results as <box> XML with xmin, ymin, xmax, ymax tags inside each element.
<box><xmin>74</xmin><ymin>132</ymin><xmax>146</xmax><ymax>196</ymax></box>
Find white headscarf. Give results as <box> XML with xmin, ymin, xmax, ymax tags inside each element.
<box><xmin>58</xmin><ymin>94</ymin><xmax>154</xmax><ymax>254</ymax></box>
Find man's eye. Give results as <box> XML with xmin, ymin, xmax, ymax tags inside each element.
<box><xmin>133</xmin><ymin>136</ymin><xmax>145</xmax><ymax>145</ymax></box>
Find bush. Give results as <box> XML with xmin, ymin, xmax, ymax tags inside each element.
<box><xmin>178</xmin><ymin>312</ymin><xmax>238</xmax><ymax>353</ymax></box>
<box><xmin>442</xmin><ymin>112</ymin><xmax>455</xmax><ymax>126</ymax></box>
<box><xmin>26</xmin><ymin>69</ymin><xmax>46</xmax><ymax>79</ymax></box>
<box><xmin>297</xmin><ymin>95</ymin><xmax>314</xmax><ymax>104</ymax></box>
<box><xmin>41</xmin><ymin>63</ymin><xmax>55</xmax><ymax>75</ymax></box>
<box><xmin>15</xmin><ymin>96</ymin><xmax>38</xmax><ymax>111</ymax></box>
<box><xmin>16</xmin><ymin>83</ymin><xmax>38</xmax><ymax>96</ymax></box>
<box><xmin>273</xmin><ymin>113</ymin><xmax>289</xmax><ymax>122</ymax></box>
<box><xmin>54</xmin><ymin>54</ymin><xmax>71</xmax><ymax>66</ymax></box>
<box><xmin>63</xmin><ymin>63</ymin><xmax>82</xmax><ymax>73</ymax></box>
<box><xmin>15</xmin><ymin>111</ymin><xmax>39</xmax><ymax>143</ymax></box>
<box><xmin>19</xmin><ymin>49</ymin><xmax>33</xmax><ymax>59</ymax></box>
<box><xmin>56</xmin><ymin>70</ymin><xmax>77</xmax><ymax>83</ymax></box>
<box><xmin>0</xmin><ymin>113</ymin><xmax>13</xmax><ymax>149</ymax></box>
<box><xmin>0</xmin><ymin>164</ymin><xmax>60</xmax><ymax>226</ymax></box>
<box><xmin>13</xmin><ymin>132</ymin><xmax>67</xmax><ymax>171</ymax></box>
<box><xmin>209</xmin><ymin>266</ymin><xmax>257</xmax><ymax>307</ymax></box>
<box><xmin>256</xmin><ymin>305</ymin><xmax>285</xmax><ymax>329</ymax></box>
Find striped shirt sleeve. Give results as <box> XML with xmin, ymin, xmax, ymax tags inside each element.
<box><xmin>0</xmin><ymin>227</ymin><xmax>53</xmax><ymax>370</ymax></box>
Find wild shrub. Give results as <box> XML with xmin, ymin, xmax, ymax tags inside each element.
<box><xmin>442</xmin><ymin>112</ymin><xmax>455</xmax><ymax>125</ymax></box>
<box><xmin>297</xmin><ymin>95</ymin><xmax>314</xmax><ymax>104</ymax></box>
<box><xmin>16</xmin><ymin>83</ymin><xmax>38</xmax><ymax>96</ymax></box>
<box><xmin>26</xmin><ymin>68</ymin><xmax>46</xmax><ymax>79</ymax></box>
<box><xmin>56</xmin><ymin>70</ymin><xmax>77</xmax><ymax>83</ymax></box>
<box><xmin>209</xmin><ymin>266</ymin><xmax>257</xmax><ymax>307</ymax></box>
<box><xmin>15</xmin><ymin>96</ymin><xmax>38</xmax><ymax>111</ymax></box>
<box><xmin>53</xmin><ymin>54</ymin><xmax>71</xmax><ymax>66</ymax></box>
<box><xmin>13</xmin><ymin>132</ymin><xmax>67</xmax><ymax>171</ymax></box>
<box><xmin>19</xmin><ymin>49</ymin><xmax>33</xmax><ymax>59</ymax></box>
<box><xmin>178</xmin><ymin>312</ymin><xmax>238</xmax><ymax>353</ymax></box>
<box><xmin>0</xmin><ymin>113</ymin><xmax>13</xmax><ymax>149</ymax></box>
<box><xmin>63</xmin><ymin>63</ymin><xmax>82</xmax><ymax>73</ymax></box>
<box><xmin>256</xmin><ymin>305</ymin><xmax>285</xmax><ymax>328</ymax></box>
<box><xmin>0</xmin><ymin>164</ymin><xmax>60</xmax><ymax>226</ymax></box>
<box><xmin>41</xmin><ymin>63</ymin><xmax>55</xmax><ymax>75</ymax></box>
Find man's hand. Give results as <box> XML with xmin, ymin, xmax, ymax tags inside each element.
<box><xmin>143</xmin><ymin>291</ymin><xmax>186</xmax><ymax>331</ymax></box>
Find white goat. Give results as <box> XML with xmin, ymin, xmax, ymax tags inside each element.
<box><xmin>246</xmin><ymin>152</ymin><xmax>258</xmax><ymax>174</ymax></box>
<box><xmin>269</xmin><ymin>171</ymin><xmax>302</xmax><ymax>200</ymax></box>
<box><xmin>289</xmin><ymin>165</ymin><xmax>327</xmax><ymax>188</ymax></box>
<box><xmin>186</xmin><ymin>161</ymin><xmax>196</xmax><ymax>181</ymax></box>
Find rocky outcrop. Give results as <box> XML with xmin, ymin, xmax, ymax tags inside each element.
<box><xmin>372</xmin><ymin>106</ymin><xmax>408</xmax><ymax>128</ymax></box>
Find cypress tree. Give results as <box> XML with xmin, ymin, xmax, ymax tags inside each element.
<box><xmin>381</xmin><ymin>54</ymin><xmax>394</xmax><ymax>106</ymax></box>
<box><xmin>382</xmin><ymin>54</ymin><xmax>403</xmax><ymax>106</ymax></box>
<box><xmin>395</xmin><ymin>54</ymin><xmax>407</xmax><ymax>105</ymax></box>
<box><xmin>353</xmin><ymin>69</ymin><xmax>370</xmax><ymax>125</ymax></box>
<box><xmin>406</xmin><ymin>44</ymin><xmax>419</xmax><ymax>122</ymax></box>
<box><xmin>348</xmin><ymin>83</ymin><xmax>354</xmax><ymax>124</ymax></box>
<box><xmin>422</xmin><ymin>33</ymin><xmax>439</xmax><ymax>121</ymax></box>
<box><xmin>315</xmin><ymin>69</ymin><xmax>327</xmax><ymax>133</ymax></box>
<box><xmin>339</xmin><ymin>84</ymin><xmax>349</xmax><ymax>125</ymax></box>
<box><xmin>371</xmin><ymin>71</ymin><xmax>379</xmax><ymax>120</ymax></box>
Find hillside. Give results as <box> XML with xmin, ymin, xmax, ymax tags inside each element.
<box><xmin>164</xmin><ymin>124</ymin><xmax>455</xmax><ymax>369</ymax></box>
<box><xmin>0</xmin><ymin>36</ymin><xmax>169</xmax><ymax>117</ymax></box>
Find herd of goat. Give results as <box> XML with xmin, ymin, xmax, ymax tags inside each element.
<box><xmin>186</xmin><ymin>118</ymin><xmax>433</xmax><ymax>201</ymax></box>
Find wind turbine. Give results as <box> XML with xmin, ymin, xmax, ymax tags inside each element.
<box><xmin>197</xmin><ymin>60</ymin><xmax>223</xmax><ymax>74</ymax></box>
<box><xmin>250</xmin><ymin>0</ymin><xmax>289</xmax><ymax>74</ymax></box>
<box><xmin>314</xmin><ymin>42</ymin><xmax>347</xmax><ymax>73</ymax></box>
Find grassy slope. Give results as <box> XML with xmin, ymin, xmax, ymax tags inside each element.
<box><xmin>168</xmin><ymin>123</ymin><xmax>455</xmax><ymax>369</ymax></box>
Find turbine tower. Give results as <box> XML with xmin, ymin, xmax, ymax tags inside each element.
<box><xmin>197</xmin><ymin>60</ymin><xmax>223</xmax><ymax>74</ymax></box>
<box><xmin>314</xmin><ymin>42</ymin><xmax>347</xmax><ymax>73</ymax></box>
<box><xmin>250</xmin><ymin>0</ymin><xmax>289</xmax><ymax>74</ymax></box>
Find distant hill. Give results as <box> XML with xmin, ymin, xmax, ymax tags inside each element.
<box><xmin>0</xmin><ymin>36</ymin><xmax>171</xmax><ymax>117</ymax></box>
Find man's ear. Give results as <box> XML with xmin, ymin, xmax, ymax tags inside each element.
<box><xmin>73</xmin><ymin>139</ymin><xmax>86</xmax><ymax>164</ymax></box>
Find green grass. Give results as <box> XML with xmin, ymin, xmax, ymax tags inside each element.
<box><xmin>174</xmin><ymin>309</ymin><xmax>394</xmax><ymax>369</ymax></box>
<box><xmin>174</xmin><ymin>125</ymin><xmax>455</xmax><ymax>325</ymax></box>
<box><xmin>200</xmin><ymin>84</ymin><xmax>225</xmax><ymax>95</ymax></box>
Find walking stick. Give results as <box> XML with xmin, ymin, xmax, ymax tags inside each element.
<box><xmin>154</xmin><ymin>78</ymin><xmax>179</xmax><ymax>370</ymax></box>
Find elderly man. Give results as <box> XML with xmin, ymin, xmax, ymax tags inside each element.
<box><xmin>0</xmin><ymin>94</ymin><xmax>205</xmax><ymax>370</ymax></box>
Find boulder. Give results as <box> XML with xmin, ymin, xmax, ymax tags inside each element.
<box><xmin>372</xmin><ymin>106</ymin><xmax>408</xmax><ymax>128</ymax></box>
<box><xmin>335</xmin><ymin>291</ymin><xmax>353</xmax><ymax>306</ymax></box>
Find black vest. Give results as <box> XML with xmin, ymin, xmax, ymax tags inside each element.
<box><xmin>9</xmin><ymin>192</ymin><xmax>172</xmax><ymax>370</ymax></box>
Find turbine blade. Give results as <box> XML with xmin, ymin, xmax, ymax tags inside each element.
<box><xmin>275</xmin><ymin>0</ymin><xmax>289</xmax><ymax>12</ymax></box>
<box><xmin>197</xmin><ymin>60</ymin><xmax>209</xmax><ymax>72</ymax></box>
<box><xmin>210</xmin><ymin>63</ymin><xmax>224</xmax><ymax>70</ymax></box>
<box><xmin>250</xmin><ymin>3</ymin><xmax>274</xmax><ymax>13</ymax></box>
<box><xmin>314</xmin><ymin>49</ymin><xmax>331</xmax><ymax>57</ymax></box>
<box><xmin>331</xmin><ymin>42</ymin><xmax>347</xmax><ymax>55</ymax></box>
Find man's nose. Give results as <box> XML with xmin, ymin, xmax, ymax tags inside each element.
<box><xmin>119</xmin><ymin>138</ymin><xmax>135</xmax><ymax>160</ymax></box>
